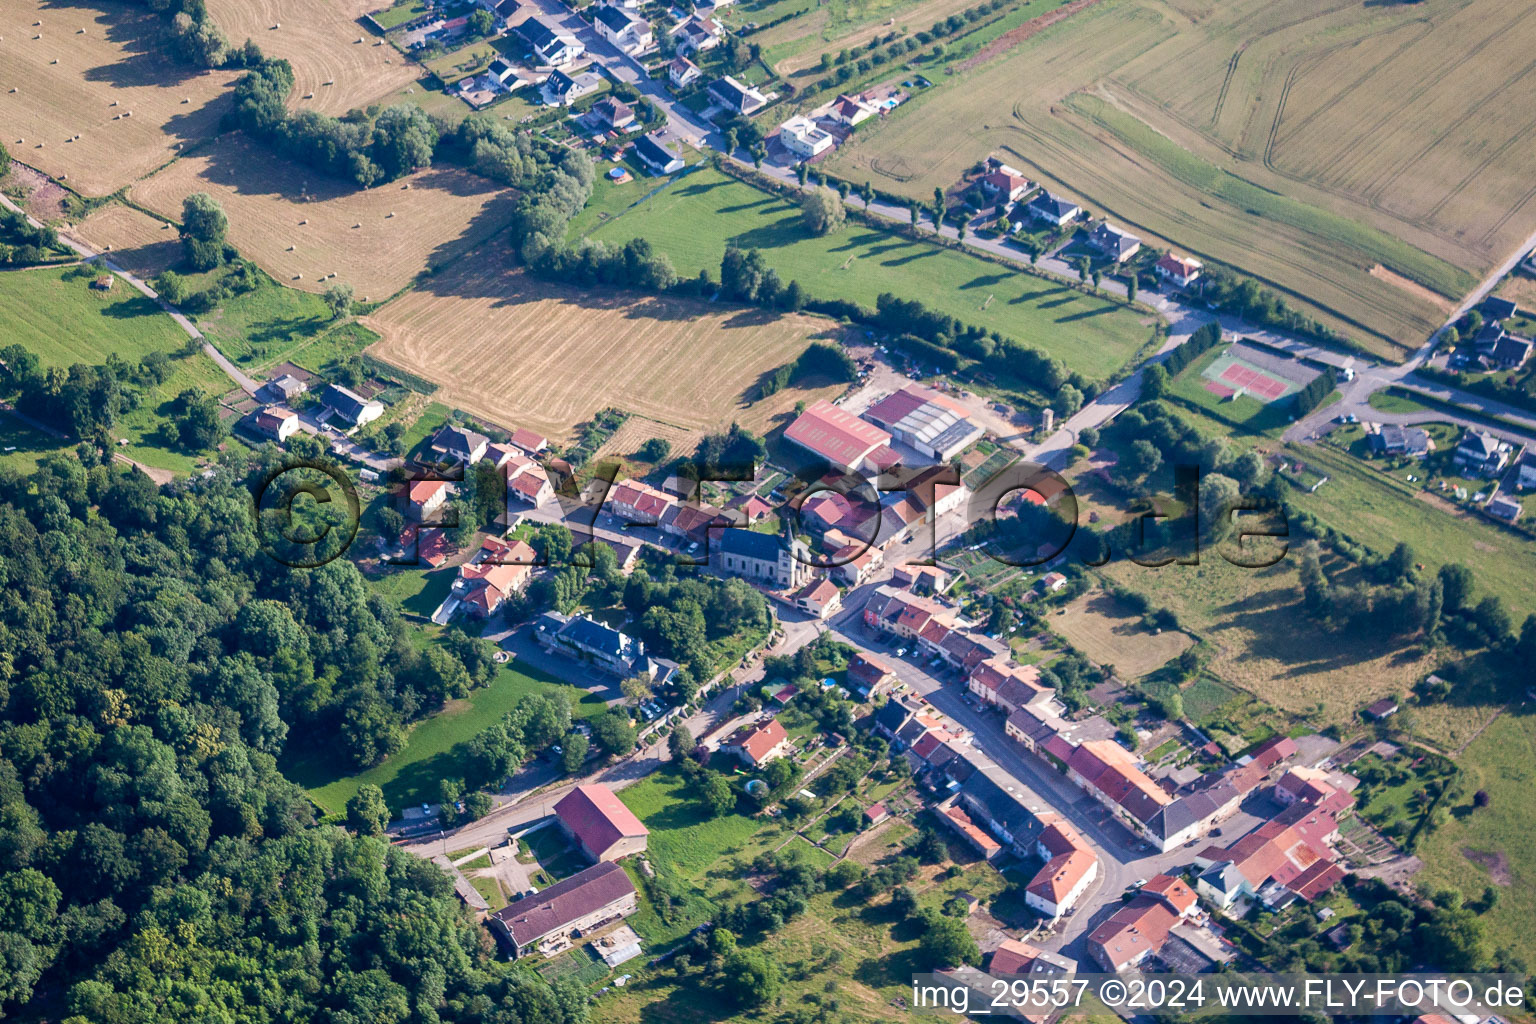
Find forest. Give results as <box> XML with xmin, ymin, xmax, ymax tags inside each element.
<box><xmin>0</xmin><ymin>448</ymin><xmax>588</xmax><ymax>1021</ymax></box>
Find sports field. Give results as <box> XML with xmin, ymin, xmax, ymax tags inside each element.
<box><xmin>205</xmin><ymin>0</ymin><xmax>420</xmax><ymax>114</ymax></box>
<box><xmin>131</xmin><ymin>135</ymin><xmax>517</xmax><ymax>297</ymax></box>
<box><xmin>77</xmin><ymin>203</ymin><xmax>182</xmax><ymax>280</ymax></box>
<box><xmin>0</xmin><ymin>0</ymin><xmax>236</xmax><ymax>196</ymax></box>
<box><xmin>825</xmin><ymin>0</ymin><xmax>1527</xmax><ymax>354</ymax></box>
<box><xmin>1199</xmin><ymin>344</ymin><xmax>1315</xmax><ymax>402</ymax></box>
<box><xmin>363</xmin><ymin>262</ymin><xmax>848</xmax><ymax>447</ymax></box>
<box><xmin>586</xmin><ymin>168</ymin><xmax>1152</xmax><ymax>380</ymax></box>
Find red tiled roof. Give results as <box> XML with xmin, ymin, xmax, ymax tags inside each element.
<box><xmin>491</xmin><ymin>861</ymin><xmax>635</xmax><ymax>947</ymax></box>
<box><xmin>783</xmin><ymin>399</ymin><xmax>891</xmax><ymax>467</ymax></box>
<box><xmin>1088</xmin><ymin>895</ymin><xmax>1178</xmax><ymax>970</ymax></box>
<box><xmin>939</xmin><ymin>800</ymin><xmax>1001</xmax><ymax>855</ymax></box>
<box><xmin>410</xmin><ymin>479</ymin><xmax>452</xmax><ymax>506</ymax></box>
<box><xmin>1141</xmin><ymin>873</ymin><xmax>1197</xmax><ymax>916</ymax></box>
<box><xmin>847</xmin><ymin>652</ymin><xmax>893</xmax><ymax>688</ymax></box>
<box><xmin>989</xmin><ymin>938</ymin><xmax>1044</xmax><ymax>976</ymax></box>
<box><xmin>1027</xmin><ymin>849</ymin><xmax>1095</xmax><ymax>903</ymax></box>
<box><xmin>912</xmin><ymin>729</ymin><xmax>957</xmax><ymax>763</ymax></box>
<box><xmin>555</xmin><ymin>785</ymin><xmax>649</xmax><ymax>857</ymax></box>
<box><xmin>509</xmin><ymin>427</ymin><xmax>547</xmax><ymax>452</ymax></box>
<box><xmin>730</xmin><ymin>718</ymin><xmax>788</xmax><ymax>763</ymax></box>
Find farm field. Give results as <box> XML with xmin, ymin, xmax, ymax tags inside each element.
<box><xmin>1050</xmin><ymin>589</ymin><xmax>1193</xmax><ymax>679</ymax></box>
<box><xmin>824</xmin><ymin>0</ymin><xmax>1528</xmax><ymax>355</ymax></box>
<box><xmin>287</xmin><ymin>653</ymin><xmax>609</xmax><ymax>815</ymax></box>
<box><xmin>77</xmin><ymin>203</ymin><xmax>181</xmax><ymax>280</ymax></box>
<box><xmin>586</xmin><ymin>168</ymin><xmax>1152</xmax><ymax>380</ymax></box>
<box><xmin>363</xmin><ymin>260</ymin><xmax>848</xmax><ymax>447</ymax></box>
<box><xmin>763</xmin><ymin>0</ymin><xmax>1023</xmax><ymax>74</ymax></box>
<box><xmin>205</xmin><ymin>0</ymin><xmax>420</xmax><ymax>114</ymax></box>
<box><xmin>0</xmin><ymin>265</ymin><xmax>186</xmax><ymax>364</ymax></box>
<box><xmin>131</xmin><ymin>135</ymin><xmax>517</xmax><ymax>297</ymax></box>
<box><xmin>0</xmin><ymin>0</ymin><xmax>236</xmax><ymax>196</ymax></box>
<box><xmin>1416</xmin><ymin>712</ymin><xmax>1536</xmax><ymax>964</ymax></box>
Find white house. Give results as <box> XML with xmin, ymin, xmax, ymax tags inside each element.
<box><xmin>1155</xmin><ymin>252</ymin><xmax>1203</xmax><ymax>288</ymax></box>
<box><xmin>593</xmin><ymin>4</ymin><xmax>652</xmax><ymax>53</ymax></box>
<box><xmin>633</xmin><ymin>132</ymin><xmax>685</xmax><ymax>175</ymax></box>
<box><xmin>829</xmin><ymin>92</ymin><xmax>877</xmax><ymax>126</ymax></box>
<box><xmin>1025</xmin><ymin>190</ymin><xmax>1081</xmax><ymax>228</ymax></box>
<box><xmin>515</xmin><ymin>17</ymin><xmax>585</xmax><ymax>66</ymax></box>
<box><xmin>253</xmin><ymin>406</ymin><xmax>300</xmax><ymax>442</ymax></box>
<box><xmin>779</xmin><ymin>115</ymin><xmax>834</xmax><ymax>159</ymax></box>
<box><xmin>671</xmin><ymin>16</ymin><xmax>721</xmax><ymax>54</ymax></box>
<box><xmin>543</xmin><ymin>69</ymin><xmax>603</xmax><ymax>106</ymax></box>
<box><xmin>668</xmin><ymin>56</ymin><xmax>702</xmax><ymax>88</ymax></box>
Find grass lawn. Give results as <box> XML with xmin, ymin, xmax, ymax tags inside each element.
<box><xmin>1288</xmin><ymin>443</ymin><xmax>1536</xmax><ymax>620</ymax></box>
<box><xmin>374</xmin><ymin>0</ymin><xmax>430</xmax><ymax>29</ymax></box>
<box><xmin>285</xmin><ymin>651</ymin><xmax>609</xmax><ymax>814</ymax></box>
<box><xmin>189</xmin><ymin>273</ymin><xmax>336</xmax><ymax>369</ymax></box>
<box><xmin>0</xmin><ymin>265</ymin><xmax>186</xmax><ymax>365</ymax></box>
<box><xmin>586</xmin><ymin>168</ymin><xmax>1151</xmax><ymax>381</ymax></box>
<box><xmin>0</xmin><ymin>414</ymin><xmax>69</xmax><ymax>473</ymax></box>
<box><xmin>1370</xmin><ymin>388</ymin><xmax>1437</xmax><ymax>417</ymax></box>
<box><xmin>115</xmin><ymin>350</ymin><xmax>252</xmax><ymax>475</ymax></box>
<box><xmin>1416</xmin><ymin>711</ymin><xmax>1536</xmax><ymax>964</ymax></box>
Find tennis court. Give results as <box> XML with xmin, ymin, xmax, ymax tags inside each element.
<box><xmin>1200</xmin><ymin>345</ymin><xmax>1315</xmax><ymax>403</ymax></box>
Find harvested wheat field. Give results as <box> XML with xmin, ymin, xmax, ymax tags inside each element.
<box><xmin>364</xmin><ymin>261</ymin><xmax>847</xmax><ymax>448</ymax></box>
<box><xmin>0</xmin><ymin>0</ymin><xmax>236</xmax><ymax>196</ymax></box>
<box><xmin>77</xmin><ymin>203</ymin><xmax>182</xmax><ymax>279</ymax></box>
<box><xmin>828</xmin><ymin>0</ymin><xmax>1536</xmax><ymax>354</ymax></box>
<box><xmin>1051</xmin><ymin>590</ymin><xmax>1193</xmax><ymax>679</ymax></box>
<box><xmin>132</xmin><ymin>135</ymin><xmax>516</xmax><ymax>296</ymax></box>
<box><xmin>206</xmin><ymin>0</ymin><xmax>420</xmax><ymax>114</ymax></box>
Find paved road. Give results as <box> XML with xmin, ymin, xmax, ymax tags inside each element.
<box><xmin>0</xmin><ymin>191</ymin><xmax>260</xmax><ymax>395</ymax></box>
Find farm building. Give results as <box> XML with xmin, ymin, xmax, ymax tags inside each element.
<box><xmin>783</xmin><ymin>399</ymin><xmax>895</xmax><ymax>472</ymax></box>
<box><xmin>554</xmin><ymin>784</ymin><xmax>650</xmax><ymax>862</ymax></box>
<box><xmin>486</xmin><ymin>861</ymin><xmax>637</xmax><ymax>958</ymax></box>
<box><xmin>861</xmin><ymin>383</ymin><xmax>983</xmax><ymax>461</ymax></box>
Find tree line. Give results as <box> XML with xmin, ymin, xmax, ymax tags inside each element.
<box><xmin>758</xmin><ymin>341</ymin><xmax>859</xmax><ymax>397</ymax></box>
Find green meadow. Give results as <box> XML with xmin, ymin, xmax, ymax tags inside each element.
<box><xmin>585</xmin><ymin>168</ymin><xmax>1151</xmax><ymax>380</ymax></box>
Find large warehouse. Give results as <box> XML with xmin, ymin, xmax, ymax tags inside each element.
<box><xmin>862</xmin><ymin>384</ymin><xmax>983</xmax><ymax>461</ymax></box>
